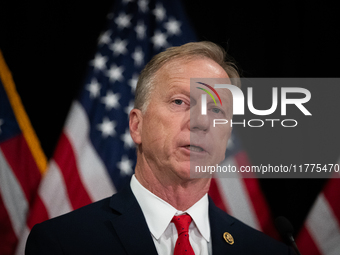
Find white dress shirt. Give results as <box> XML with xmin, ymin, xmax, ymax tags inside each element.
<box><xmin>130</xmin><ymin>175</ymin><xmax>212</xmax><ymax>255</ymax></box>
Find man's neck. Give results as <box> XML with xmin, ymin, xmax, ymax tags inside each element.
<box><xmin>134</xmin><ymin>161</ymin><xmax>211</xmax><ymax>211</ymax></box>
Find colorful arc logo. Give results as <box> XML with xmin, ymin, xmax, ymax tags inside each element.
<box><xmin>196</xmin><ymin>82</ymin><xmax>222</xmax><ymax>106</ymax></box>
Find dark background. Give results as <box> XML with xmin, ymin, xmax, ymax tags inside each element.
<box><xmin>1</xmin><ymin>0</ymin><xmax>339</xmax><ymax>235</ymax></box>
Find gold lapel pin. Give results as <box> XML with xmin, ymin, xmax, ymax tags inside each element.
<box><xmin>223</xmin><ymin>232</ymin><xmax>234</xmax><ymax>245</ymax></box>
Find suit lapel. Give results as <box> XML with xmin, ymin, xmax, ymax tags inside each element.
<box><xmin>108</xmin><ymin>185</ymin><xmax>158</xmax><ymax>255</ymax></box>
<box><xmin>209</xmin><ymin>197</ymin><xmax>239</xmax><ymax>255</ymax></box>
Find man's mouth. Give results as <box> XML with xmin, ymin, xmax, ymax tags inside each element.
<box><xmin>185</xmin><ymin>145</ymin><xmax>204</xmax><ymax>152</ymax></box>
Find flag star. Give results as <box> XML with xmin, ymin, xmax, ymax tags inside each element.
<box><xmin>97</xmin><ymin>117</ymin><xmax>116</xmax><ymax>138</ymax></box>
<box><xmin>164</xmin><ymin>17</ymin><xmax>181</xmax><ymax>36</ymax></box>
<box><xmin>0</xmin><ymin>119</ymin><xmax>3</xmax><ymax>134</ymax></box>
<box><xmin>117</xmin><ymin>155</ymin><xmax>134</xmax><ymax>176</ymax></box>
<box><xmin>115</xmin><ymin>13</ymin><xmax>132</xmax><ymax>30</ymax></box>
<box><xmin>98</xmin><ymin>30</ymin><xmax>111</xmax><ymax>45</ymax></box>
<box><xmin>86</xmin><ymin>78</ymin><xmax>101</xmax><ymax>98</ymax></box>
<box><xmin>151</xmin><ymin>31</ymin><xmax>168</xmax><ymax>50</ymax></box>
<box><xmin>128</xmin><ymin>73</ymin><xmax>139</xmax><ymax>93</ymax></box>
<box><xmin>106</xmin><ymin>64</ymin><xmax>124</xmax><ymax>83</ymax></box>
<box><xmin>109</xmin><ymin>39</ymin><xmax>128</xmax><ymax>56</ymax></box>
<box><xmin>90</xmin><ymin>53</ymin><xmax>108</xmax><ymax>72</ymax></box>
<box><xmin>138</xmin><ymin>0</ymin><xmax>149</xmax><ymax>13</ymax></box>
<box><xmin>124</xmin><ymin>100</ymin><xmax>135</xmax><ymax>116</ymax></box>
<box><xmin>135</xmin><ymin>21</ymin><xmax>147</xmax><ymax>40</ymax></box>
<box><xmin>153</xmin><ymin>3</ymin><xmax>166</xmax><ymax>21</ymax></box>
<box><xmin>132</xmin><ymin>47</ymin><xmax>144</xmax><ymax>67</ymax></box>
<box><xmin>101</xmin><ymin>91</ymin><xmax>121</xmax><ymax>110</ymax></box>
<box><xmin>121</xmin><ymin>128</ymin><xmax>135</xmax><ymax>149</ymax></box>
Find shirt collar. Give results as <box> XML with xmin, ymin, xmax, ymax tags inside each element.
<box><xmin>130</xmin><ymin>175</ymin><xmax>210</xmax><ymax>242</ymax></box>
<box><xmin>186</xmin><ymin>193</ymin><xmax>210</xmax><ymax>242</ymax></box>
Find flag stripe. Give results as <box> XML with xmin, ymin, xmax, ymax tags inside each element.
<box><xmin>208</xmin><ymin>178</ymin><xmax>228</xmax><ymax>212</ymax></box>
<box><xmin>53</xmin><ymin>133</ymin><xmax>93</xmax><ymax>210</ymax></box>
<box><xmin>297</xmin><ymin>226</ymin><xmax>321</xmax><ymax>255</ymax></box>
<box><xmin>15</xmin><ymin>197</ymin><xmax>51</xmax><ymax>255</ymax></box>
<box><xmin>27</xmin><ymin>196</ymin><xmax>49</xmax><ymax>229</ymax></box>
<box><xmin>306</xmin><ymin>194</ymin><xmax>340</xmax><ymax>255</ymax></box>
<box><xmin>64</xmin><ymin>102</ymin><xmax>115</xmax><ymax>201</ymax></box>
<box><xmin>0</xmin><ymin>192</ymin><xmax>18</xmax><ymax>255</ymax></box>
<box><xmin>0</xmin><ymin>50</ymin><xmax>47</xmax><ymax>174</ymax></box>
<box><xmin>216</xmin><ymin>156</ymin><xmax>260</xmax><ymax>230</ymax></box>
<box><xmin>322</xmin><ymin>177</ymin><xmax>340</xmax><ymax>225</ymax></box>
<box><xmin>39</xmin><ymin>160</ymin><xmax>73</xmax><ymax>218</ymax></box>
<box><xmin>0</xmin><ymin>134</ymin><xmax>41</xmax><ymax>202</ymax></box>
<box><xmin>0</xmin><ymin>148</ymin><xmax>28</xmax><ymax>236</ymax></box>
<box><xmin>14</xmin><ymin>227</ymin><xmax>30</xmax><ymax>255</ymax></box>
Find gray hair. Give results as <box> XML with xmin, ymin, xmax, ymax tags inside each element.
<box><xmin>134</xmin><ymin>41</ymin><xmax>240</xmax><ymax>113</ymax></box>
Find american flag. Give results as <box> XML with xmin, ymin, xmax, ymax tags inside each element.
<box><xmin>14</xmin><ymin>0</ymin><xmax>279</xmax><ymax>254</ymax></box>
<box><xmin>0</xmin><ymin>50</ymin><xmax>47</xmax><ymax>255</ymax></box>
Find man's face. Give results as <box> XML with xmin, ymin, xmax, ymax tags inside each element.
<box><xmin>137</xmin><ymin>58</ymin><xmax>232</xmax><ymax>182</ymax></box>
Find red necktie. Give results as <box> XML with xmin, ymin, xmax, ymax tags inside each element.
<box><xmin>171</xmin><ymin>214</ymin><xmax>195</xmax><ymax>255</ymax></box>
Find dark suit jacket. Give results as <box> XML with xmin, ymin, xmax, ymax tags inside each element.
<box><xmin>26</xmin><ymin>184</ymin><xmax>293</xmax><ymax>254</ymax></box>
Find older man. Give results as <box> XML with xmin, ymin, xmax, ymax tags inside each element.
<box><xmin>26</xmin><ymin>42</ymin><xmax>293</xmax><ymax>255</ymax></box>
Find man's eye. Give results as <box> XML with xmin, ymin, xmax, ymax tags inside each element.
<box><xmin>212</xmin><ymin>108</ymin><xmax>221</xmax><ymax>113</ymax></box>
<box><xmin>174</xmin><ymin>99</ymin><xmax>183</xmax><ymax>105</ymax></box>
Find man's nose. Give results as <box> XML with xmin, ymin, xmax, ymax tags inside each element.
<box><xmin>189</xmin><ymin>104</ymin><xmax>210</xmax><ymax>132</ymax></box>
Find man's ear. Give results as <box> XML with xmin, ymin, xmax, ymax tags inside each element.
<box><xmin>129</xmin><ymin>108</ymin><xmax>143</xmax><ymax>145</ymax></box>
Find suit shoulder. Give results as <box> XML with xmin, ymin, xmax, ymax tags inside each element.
<box><xmin>26</xmin><ymin>196</ymin><xmax>123</xmax><ymax>254</ymax></box>
<box><xmin>29</xmin><ymin>196</ymin><xmax>116</xmax><ymax>242</ymax></box>
<box><xmin>44</xmin><ymin>196</ymin><xmax>113</xmax><ymax>226</ymax></box>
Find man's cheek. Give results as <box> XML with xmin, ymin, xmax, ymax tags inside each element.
<box><xmin>215</xmin><ymin>126</ymin><xmax>231</xmax><ymax>139</ymax></box>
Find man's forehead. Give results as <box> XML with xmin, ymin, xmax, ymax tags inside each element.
<box><xmin>150</xmin><ymin>58</ymin><xmax>231</xmax><ymax>99</ymax></box>
<box><xmin>158</xmin><ymin>57</ymin><xmax>229</xmax><ymax>78</ymax></box>
<box><xmin>161</xmin><ymin>59</ymin><xmax>187</xmax><ymax>73</ymax></box>
<box><xmin>167</xmin><ymin>83</ymin><xmax>191</xmax><ymax>95</ymax></box>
